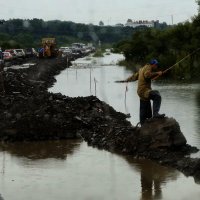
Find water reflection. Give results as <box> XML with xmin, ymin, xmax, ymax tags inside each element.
<box><xmin>124</xmin><ymin>156</ymin><xmax>179</xmax><ymax>200</ymax></box>
<box><xmin>0</xmin><ymin>139</ymin><xmax>82</xmax><ymax>160</ymax></box>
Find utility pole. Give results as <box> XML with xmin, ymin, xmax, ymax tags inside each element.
<box><xmin>98</xmin><ymin>40</ymin><xmax>101</xmax><ymax>49</ymax></box>
<box><xmin>171</xmin><ymin>15</ymin><xmax>174</xmax><ymax>25</ymax></box>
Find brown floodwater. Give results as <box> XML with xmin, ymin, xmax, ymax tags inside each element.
<box><xmin>0</xmin><ymin>53</ymin><xmax>200</xmax><ymax>200</ymax></box>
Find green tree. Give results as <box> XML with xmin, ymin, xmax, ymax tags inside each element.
<box><xmin>196</xmin><ymin>0</ymin><xmax>200</xmax><ymax>13</ymax></box>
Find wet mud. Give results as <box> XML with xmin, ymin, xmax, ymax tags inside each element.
<box><xmin>0</xmin><ymin>57</ymin><xmax>200</xmax><ymax>182</ymax></box>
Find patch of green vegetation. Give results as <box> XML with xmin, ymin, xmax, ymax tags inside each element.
<box><xmin>93</xmin><ymin>49</ymin><xmax>104</xmax><ymax>57</ymax></box>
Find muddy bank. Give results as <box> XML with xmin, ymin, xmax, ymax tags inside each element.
<box><xmin>78</xmin><ymin>109</ymin><xmax>200</xmax><ymax>182</ymax></box>
<box><xmin>1</xmin><ymin>57</ymin><xmax>82</xmax><ymax>140</ymax></box>
<box><xmin>0</xmin><ymin>57</ymin><xmax>200</xmax><ymax>182</ymax></box>
<box><xmin>0</xmin><ymin>57</ymin><xmax>130</xmax><ymax>141</ymax></box>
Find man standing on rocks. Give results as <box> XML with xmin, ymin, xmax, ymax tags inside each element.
<box><xmin>117</xmin><ymin>59</ymin><xmax>165</xmax><ymax>125</ymax></box>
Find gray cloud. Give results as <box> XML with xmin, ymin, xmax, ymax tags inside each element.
<box><xmin>0</xmin><ymin>0</ymin><xmax>197</xmax><ymax>25</ymax></box>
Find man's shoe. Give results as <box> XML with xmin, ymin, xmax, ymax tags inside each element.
<box><xmin>153</xmin><ymin>113</ymin><xmax>165</xmax><ymax>118</ymax></box>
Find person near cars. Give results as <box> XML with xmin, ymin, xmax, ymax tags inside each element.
<box><xmin>116</xmin><ymin>59</ymin><xmax>165</xmax><ymax>125</ymax></box>
<box><xmin>0</xmin><ymin>51</ymin><xmax>5</xmax><ymax>95</ymax></box>
<box><xmin>0</xmin><ymin>47</ymin><xmax>3</xmax><ymax>60</ymax></box>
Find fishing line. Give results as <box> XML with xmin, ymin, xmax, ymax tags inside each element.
<box><xmin>153</xmin><ymin>47</ymin><xmax>200</xmax><ymax>80</ymax></box>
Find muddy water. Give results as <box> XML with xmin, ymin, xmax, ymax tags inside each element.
<box><xmin>0</xmin><ymin>53</ymin><xmax>200</xmax><ymax>200</ymax></box>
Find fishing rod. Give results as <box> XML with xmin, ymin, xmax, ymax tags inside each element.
<box><xmin>153</xmin><ymin>47</ymin><xmax>200</xmax><ymax>80</ymax></box>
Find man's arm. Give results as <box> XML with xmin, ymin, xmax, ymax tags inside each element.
<box><xmin>144</xmin><ymin>69</ymin><xmax>162</xmax><ymax>79</ymax></box>
<box><xmin>126</xmin><ymin>72</ymin><xmax>139</xmax><ymax>82</ymax></box>
<box><xmin>115</xmin><ymin>72</ymin><xmax>139</xmax><ymax>83</ymax></box>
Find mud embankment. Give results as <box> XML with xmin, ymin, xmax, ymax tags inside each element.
<box><xmin>0</xmin><ymin>57</ymin><xmax>200</xmax><ymax>182</ymax></box>
<box><xmin>0</xmin><ymin>57</ymin><xmax>130</xmax><ymax>141</ymax></box>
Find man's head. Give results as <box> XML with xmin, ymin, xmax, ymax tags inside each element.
<box><xmin>150</xmin><ymin>59</ymin><xmax>158</xmax><ymax>65</ymax></box>
<box><xmin>150</xmin><ymin>59</ymin><xmax>158</xmax><ymax>69</ymax></box>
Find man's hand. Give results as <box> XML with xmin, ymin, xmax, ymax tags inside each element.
<box><xmin>157</xmin><ymin>71</ymin><xmax>163</xmax><ymax>76</ymax></box>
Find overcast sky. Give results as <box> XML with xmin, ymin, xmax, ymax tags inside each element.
<box><xmin>0</xmin><ymin>0</ymin><xmax>198</xmax><ymax>25</ymax></box>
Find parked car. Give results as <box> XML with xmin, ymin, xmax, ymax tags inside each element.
<box><xmin>3</xmin><ymin>52</ymin><xmax>13</xmax><ymax>61</ymax></box>
<box><xmin>70</xmin><ymin>47</ymin><xmax>81</xmax><ymax>59</ymax></box>
<box><xmin>61</xmin><ymin>49</ymin><xmax>73</xmax><ymax>60</ymax></box>
<box><xmin>14</xmin><ymin>49</ymin><xmax>26</xmax><ymax>58</ymax></box>
<box><xmin>59</xmin><ymin>47</ymin><xmax>70</xmax><ymax>52</ymax></box>
<box><xmin>24</xmin><ymin>48</ymin><xmax>38</xmax><ymax>57</ymax></box>
<box><xmin>4</xmin><ymin>49</ymin><xmax>17</xmax><ymax>59</ymax></box>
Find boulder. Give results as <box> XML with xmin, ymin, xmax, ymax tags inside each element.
<box><xmin>140</xmin><ymin>117</ymin><xmax>187</xmax><ymax>148</ymax></box>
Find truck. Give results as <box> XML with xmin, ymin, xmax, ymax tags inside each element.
<box><xmin>41</xmin><ymin>38</ymin><xmax>57</xmax><ymax>58</ymax></box>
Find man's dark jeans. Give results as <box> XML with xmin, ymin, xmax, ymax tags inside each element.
<box><xmin>140</xmin><ymin>100</ymin><xmax>152</xmax><ymax>125</ymax></box>
<box><xmin>140</xmin><ymin>90</ymin><xmax>161</xmax><ymax>124</ymax></box>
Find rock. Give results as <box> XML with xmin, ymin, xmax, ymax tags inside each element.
<box><xmin>140</xmin><ymin>117</ymin><xmax>187</xmax><ymax>148</ymax></box>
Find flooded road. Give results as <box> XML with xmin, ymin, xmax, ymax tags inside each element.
<box><xmin>50</xmin><ymin>53</ymin><xmax>200</xmax><ymax>150</ymax></box>
<box><xmin>0</xmin><ymin>53</ymin><xmax>200</xmax><ymax>200</ymax></box>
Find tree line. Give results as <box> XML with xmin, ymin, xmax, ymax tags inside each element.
<box><xmin>0</xmin><ymin>18</ymin><xmax>138</xmax><ymax>49</ymax></box>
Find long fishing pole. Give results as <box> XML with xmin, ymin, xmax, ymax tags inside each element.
<box><xmin>153</xmin><ymin>47</ymin><xmax>200</xmax><ymax>80</ymax></box>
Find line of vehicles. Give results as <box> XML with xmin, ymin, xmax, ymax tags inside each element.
<box><xmin>0</xmin><ymin>38</ymin><xmax>96</xmax><ymax>64</ymax></box>
<box><xmin>38</xmin><ymin>38</ymin><xmax>95</xmax><ymax>60</ymax></box>
<box><xmin>58</xmin><ymin>43</ymin><xmax>96</xmax><ymax>60</ymax></box>
<box><xmin>0</xmin><ymin>48</ymin><xmax>38</xmax><ymax>61</ymax></box>
<box><xmin>39</xmin><ymin>38</ymin><xmax>96</xmax><ymax>59</ymax></box>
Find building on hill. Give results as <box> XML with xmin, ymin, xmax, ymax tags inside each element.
<box><xmin>125</xmin><ymin>19</ymin><xmax>159</xmax><ymax>28</ymax></box>
<box><xmin>115</xmin><ymin>23</ymin><xmax>124</xmax><ymax>27</ymax></box>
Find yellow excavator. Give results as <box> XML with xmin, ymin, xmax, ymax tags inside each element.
<box><xmin>41</xmin><ymin>38</ymin><xmax>57</xmax><ymax>58</ymax></box>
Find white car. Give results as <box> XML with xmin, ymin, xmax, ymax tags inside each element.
<box><xmin>59</xmin><ymin>47</ymin><xmax>70</xmax><ymax>52</ymax></box>
<box><xmin>14</xmin><ymin>49</ymin><xmax>26</xmax><ymax>58</ymax></box>
<box><xmin>62</xmin><ymin>49</ymin><xmax>72</xmax><ymax>57</ymax></box>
